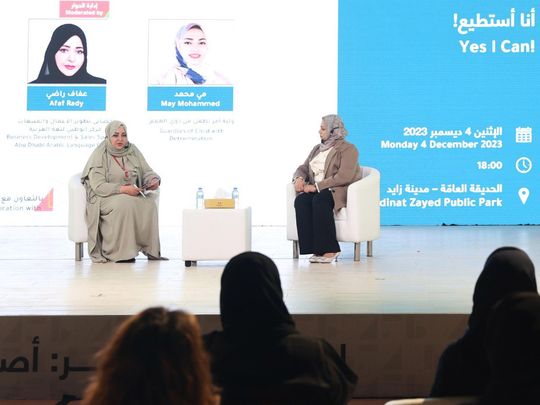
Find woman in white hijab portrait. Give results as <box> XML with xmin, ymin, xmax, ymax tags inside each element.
<box><xmin>154</xmin><ymin>22</ymin><xmax>230</xmax><ymax>86</ymax></box>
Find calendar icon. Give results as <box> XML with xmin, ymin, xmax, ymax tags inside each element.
<box><xmin>516</xmin><ymin>127</ymin><xmax>532</xmax><ymax>143</ymax></box>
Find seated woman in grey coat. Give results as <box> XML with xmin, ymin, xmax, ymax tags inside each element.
<box><xmin>292</xmin><ymin>114</ymin><xmax>361</xmax><ymax>263</ymax></box>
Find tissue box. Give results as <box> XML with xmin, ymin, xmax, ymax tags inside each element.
<box><xmin>204</xmin><ymin>198</ymin><xmax>235</xmax><ymax>209</ymax></box>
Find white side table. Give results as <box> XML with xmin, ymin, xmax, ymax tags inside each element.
<box><xmin>182</xmin><ymin>207</ymin><xmax>252</xmax><ymax>267</ymax></box>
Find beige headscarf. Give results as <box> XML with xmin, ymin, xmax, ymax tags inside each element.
<box><xmin>104</xmin><ymin>120</ymin><xmax>133</xmax><ymax>157</ymax></box>
<box><xmin>81</xmin><ymin>120</ymin><xmax>135</xmax><ymax>181</ymax></box>
<box><xmin>319</xmin><ymin>114</ymin><xmax>348</xmax><ymax>152</ymax></box>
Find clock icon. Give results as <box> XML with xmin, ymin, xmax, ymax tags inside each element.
<box><xmin>516</xmin><ymin>157</ymin><xmax>532</xmax><ymax>174</ymax></box>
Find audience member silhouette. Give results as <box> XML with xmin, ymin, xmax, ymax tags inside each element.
<box><xmin>430</xmin><ymin>246</ymin><xmax>537</xmax><ymax>397</ymax></box>
<box><xmin>480</xmin><ymin>292</ymin><xmax>540</xmax><ymax>405</ymax></box>
<box><xmin>82</xmin><ymin>307</ymin><xmax>218</xmax><ymax>405</ymax></box>
<box><xmin>204</xmin><ymin>251</ymin><xmax>358</xmax><ymax>405</ymax></box>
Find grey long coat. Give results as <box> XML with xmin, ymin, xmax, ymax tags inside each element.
<box><xmin>293</xmin><ymin>140</ymin><xmax>361</xmax><ymax>212</ymax></box>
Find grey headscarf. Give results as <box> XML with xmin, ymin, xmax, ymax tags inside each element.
<box><xmin>319</xmin><ymin>114</ymin><xmax>348</xmax><ymax>152</ymax></box>
<box><xmin>104</xmin><ymin>120</ymin><xmax>133</xmax><ymax>157</ymax></box>
<box><xmin>81</xmin><ymin>120</ymin><xmax>137</xmax><ymax>182</ymax></box>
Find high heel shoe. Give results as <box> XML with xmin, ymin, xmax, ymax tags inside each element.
<box><xmin>309</xmin><ymin>255</ymin><xmax>322</xmax><ymax>263</ymax></box>
<box><xmin>317</xmin><ymin>252</ymin><xmax>340</xmax><ymax>263</ymax></box>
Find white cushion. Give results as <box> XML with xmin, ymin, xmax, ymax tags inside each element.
<box><xmin>334</xmin><ymin>207</ymin><xmax>347</xmax><ymax>221</ymax></box>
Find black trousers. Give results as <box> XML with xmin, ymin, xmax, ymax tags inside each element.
<box><xmin>294</xmin><ymin>189</ymin><xmax>340</xmax><ymax>255</ymax></box>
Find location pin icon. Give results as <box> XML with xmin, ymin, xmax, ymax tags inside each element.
<box><xmin>518</xmin><ymin>187</ymin><xmax>530</xmax><ymax>204</ymax></box>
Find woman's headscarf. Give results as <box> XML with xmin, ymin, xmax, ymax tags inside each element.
<box><xmin>30</xmin><ymin>24</ymin><xmax>105</xmax><ymax>84</ymax></box>
<box><xmin>81</xmin><ymin>120</ymin><xmax>135</xmax><ymax>181</ymax></box>
<box><xmin>481</xmin><ymin>292</ymin><xmax>540</xmax><ymax>405</ymax></box>
<box><xmin>430</xmin><ymin>246</ymin><xmax>538</xmax><ymax>397</ymax></box>
<box><xmin>220</xmin><ymin>252</ymin><xmax>297</xmax><ymax>343</ymax></box>
<box><xmin>175</xmin><ymin>23</ymin><xmax>206</xmax><ymax>84</ymax></box>
<box><xmin>319</xmin><ymin>114</ymin><xmax>348</xmax><ymax>152</ymax></box>
<box><xmin>468</xmin><ymin>246</ymin><xmax>537</xmax><ymax>333</ymax></box>
<box><xmin>103</xmin><ymin>120</ymin><xmax>132</xmax><ymax>157</ymax></box>
<box><xmin>458</xmin><ymin>246</ymin><xmax>537</xmax><ymax>383</ymax></box>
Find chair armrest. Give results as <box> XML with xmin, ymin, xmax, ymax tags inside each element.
<box><xmin>68</xmin><ymin>172</ymin><xmax>88</xmax><ymax>243</ymax></box>
<box><xmin>286</xmin><ymin>183</ymin><xmax>298</xmax><ymax>240</ymax></box>
<box><xmin>346</xmin><ymin>167</ymin><xmax>380</xmax><ymax>240</ymax></box>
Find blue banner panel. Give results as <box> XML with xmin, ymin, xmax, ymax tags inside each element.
<box><xmin>338</xmin><ymin>1</ymin><xmax>540</xmax><ymax>224</ymax></box>
<box><xmin>147</xmin><ymin>86</ymin><xmax>233</xmax><ymax>111</ymax></box>
<box><xmin>27</xmin><ymin>86</ymin><xmax>106</xmax><ymax>111</ymax></box>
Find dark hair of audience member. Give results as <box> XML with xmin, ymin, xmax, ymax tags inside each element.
<box><xmin>481</xmin><ymin>292</ymin><xmax>540</xmax><ymax>405</ymax></box>
<box><xmin>82</xmin><ymin>307</ymin><xmax>217</xmax><ymax>405</ymax></box>
<box><xmin>430</xmin><ymin>246</ymin><xmax>537</xmax><ymax>397</ymax></box>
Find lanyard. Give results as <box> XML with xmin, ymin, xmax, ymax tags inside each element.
<box><xmin>112</xmin><ymin>156</ymin><xmax>129</xmax><ymax>180</ymax></box>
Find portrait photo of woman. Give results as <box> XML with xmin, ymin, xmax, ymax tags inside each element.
<box><xmin>151</xmin><ymin>21</ymin><xmax>231</xmax><ymax>86</ymax></box>
<box><xmin>29</xmin><ymin>23</ymin><xmax>106</xmax><ymax>84</ymax></box>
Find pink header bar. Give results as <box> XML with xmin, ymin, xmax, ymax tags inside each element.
<box><xmin>59</xmin><ymin>1</ymin><xmax>109</xmax><ymax>18</ymax></box>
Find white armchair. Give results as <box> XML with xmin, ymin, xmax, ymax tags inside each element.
<box><xmin>68</xmin><ymin>172</ymin><xmax>160</xmax><ymax>261</ymax></box>
<box><xmin>68</xmin><ymin>172</ymin><xmax>87</xmax><ymax>261</ymax></box>
<box><xmin>286</xmin><ymin>166</ymin><xmax>380</xmax><ymax>261</ymax></box>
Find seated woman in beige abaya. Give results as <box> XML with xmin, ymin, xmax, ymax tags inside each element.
<box><xmin>81</xmin><ymin>120</ymin><xmax>166</xmax><ymax>263</ymax></box>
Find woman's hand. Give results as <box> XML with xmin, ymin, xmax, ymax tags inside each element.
<box><xmin>145</xmin><ymin>178</ymin><xmax>160</xmax><ymax>191</ymax></box>
<box><xmin>120</xmin><ymin>184</ymin><xmax>141</xmax><ymax>196</ymax></box>
<box><xmin>294</xmin><ymin>177</ymin><xmax>305</xmax><ymax>192</ymax></box>
<box><xmin>303</xmin><ymin>184</ymin><xmax>317</xmax><ymax>193</ymax></box>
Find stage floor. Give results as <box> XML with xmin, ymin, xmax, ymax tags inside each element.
<box><xmin>1</xmin><ymin>225</ymin><xmax>539</xmax><ymax>316</ymax></box>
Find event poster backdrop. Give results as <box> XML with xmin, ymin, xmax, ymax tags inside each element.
<box><xmin>339</xmin><ymin>0</ymin><xmax>539</xmax><ymax>224</ymax></box>
<box><xmin>0</xmin><ymin>0</ymin><xmax>337</xmax><ymax>226</ymax></box>
<box><xmin>1</xmin><ymin>1</ymin><xmax>538</xmax><ymax>227</ymax></box>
